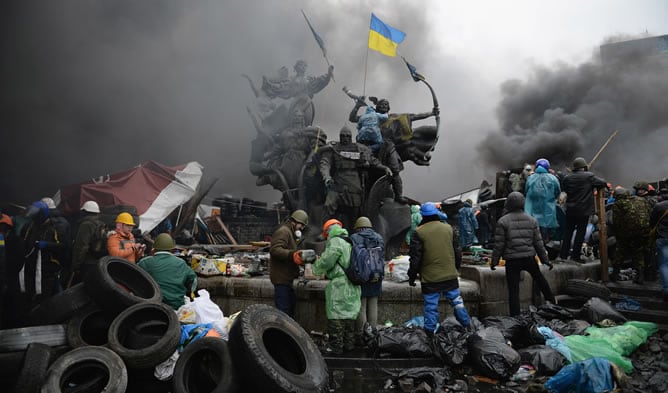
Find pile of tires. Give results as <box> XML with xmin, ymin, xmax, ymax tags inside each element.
<box><xmin>1</xmin><ymin>258</ymin><xmax>329</xmax><ymax>393</ymax></box>
<box><xmin>0</xmin><ymin>256</ymin><xmax>175</xmax><ymax>392</ymax></box>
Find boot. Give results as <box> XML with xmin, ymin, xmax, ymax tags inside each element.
<box><xmin>633</xmin><ymin>268</ymin><xmax>644</xmax><ymax>285</ymax></box>
<box><xmin>392</xmin><ymin>175</ymin><xmax>407</xmax><ymax>203</ymax></box>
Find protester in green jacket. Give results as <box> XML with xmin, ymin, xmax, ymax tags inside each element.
<box><xmin>138</xmin><ymin>233</ymin><xmax>196</xmax><ymax>310</ymax></box>
<box><xmin>313</xmin><ymin>219</ymin><xmax>361</xmax><ymax>355</ymax></box>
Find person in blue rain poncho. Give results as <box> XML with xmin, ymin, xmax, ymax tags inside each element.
<box><xmin>525</xmin><ymin>158</ymin><xmax>561</xmax><ymax>242</ymax></box>
<box><xmin>458</xmin><ymin>199</ymin><xmax>479</xmax><ymax>250</ymax></box>
<box><xmin>313</xmin><ymin>219</ymin><xmax>361</xmax><ymax>355</ymax></box>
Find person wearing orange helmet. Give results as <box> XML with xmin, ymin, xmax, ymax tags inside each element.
<box><xmin>107</xmin><ymin>212</ymin><xmax>145</xmax><ymax>263</ymax></box>
<box><xmin>313</xmin><ymin>218</ymin><xmax>361</xmax><ymax>355</ymax></box>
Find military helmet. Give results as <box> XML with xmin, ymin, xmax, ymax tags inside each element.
<box><xmin>572</xmin><ymin>157</ymin><xmax>588</xmax><ymax>170</ymax></box>
<box><xmin>290</xmin><ymin>209</ymin><xmax>309</xmax><ymax>226</ymax></box>
<box><xmin>153</xmin><ymin>233</ymin><xmax>176</xmax><ymax>251</ymax></box>
<box><xmin>633</xmin><ymin>181</ymin><xmax>649</xmax><ymax>191</ymax></box>
<box><xmin>354</xmin><ymin>216</ymin><xmax>372</xmax><ymax>230</ymax></box>
<box><xmin>339</xmin><ymin>126</ymin><xmax>352</xmax><ymax>137</ymax></box>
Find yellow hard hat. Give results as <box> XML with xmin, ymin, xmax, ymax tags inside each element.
<box><xmin>115</xmin><ymin>212</ymin><xmax>136</xmax><ymax>226</ymax></box>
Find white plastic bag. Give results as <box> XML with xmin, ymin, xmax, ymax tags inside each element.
<box><xmin>176</xmin><ymin>296</ymin><xmax>197</xmax><ymax>324</ymax></box>
<box><xmin>192</xmin><ymin>289</ymin><xmax>229</xmax><ymax>339</ymax></box>
<box><xmin>390</xmin><ymin>255</ymin><xmax>410</xmax><ymax>283</ymax></box>
<box><xmin>154</xmin><ymin>350</ymin><xmax>179</xmax><ymax>381</ymax></box>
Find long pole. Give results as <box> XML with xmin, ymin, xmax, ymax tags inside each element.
<box><xmin>588</xmin><ymin>130</ymin><xmax>619</xmax><ymax>169</ymax></box>
<box><xmin>597</xmin><ymin>192</ymin><xmax>609</xmax><ymax>281</ymax></box>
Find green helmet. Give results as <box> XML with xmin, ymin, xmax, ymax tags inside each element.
<box><xmin>290</xmin><ymin>209</ymin><xmax>309</xmax><ymax>226</ymax></box>
<box><xmin>572</xmin><ymin>157</ymin><xmax>588</xmax><ymax>170</ymax></box>
<box><xmin>153</xmin><ymin>233</ymin><xmax>175</xmax><ymax>251</ymax></box>
<box><xmin>633</xmin><ymin>181</ymin><xmax>648</xmax><ymax>191</ymax></box>
<box><xmin>354</xmin><ymin>216</ymin><xmax>372</xmax><ymax>230</ymax></box>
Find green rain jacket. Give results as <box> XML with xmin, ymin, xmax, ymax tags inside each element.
<box><xmin>138</xmin><ymin>252</ymin><xmax>197</xmax><ymax>310</ymax></box>
<box><xmin>313</xmin><ymin>224</ymin><xmax>361</xmax><ymax>320</ymax></box>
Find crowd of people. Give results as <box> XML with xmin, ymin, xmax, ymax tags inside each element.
<box><xmin>0</xmin><ymin>200</ymin><xmax>194</xmax><ymax>329</ymax></box>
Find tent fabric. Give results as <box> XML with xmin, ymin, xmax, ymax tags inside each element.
<box><xmin>56</xmin><ymin>161</ymin><xmax>203</xmax><ymax>233</ymax></box>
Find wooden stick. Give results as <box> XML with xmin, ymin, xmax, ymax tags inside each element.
<box><xmin>214</xmin><ymin>215</ymin><xmax>238</xmax><ymax>245</ymax></box>
<box><xmin>596</xmin><ymin>192</ymin><xmax>609</xmax><ymax>282</ymax></box>
<box><xmin>589</xmin><ymin>130</ymin><xmax>619</xmax><ymax>169</ymax></box>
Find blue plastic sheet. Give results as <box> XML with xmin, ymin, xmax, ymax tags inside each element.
<box><xmin>544</xmin><ymin>357</ymin><xmax>614</xmax><ymax>393</ymax></box>
<box><xmin>180</xmin><ymin>323</ymin><xmax>213</xmax><ymax>350</ymax></box>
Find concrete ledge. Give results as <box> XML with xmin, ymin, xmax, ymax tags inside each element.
<box><xmin>461</xmin><ymin>261</ymin><xmax>602</xmax><ymax>316</ymax></box>
<box><xmin>198</xmin><ymin>275</ymin><xmax>480</xmax><ymax>332</ymax></box>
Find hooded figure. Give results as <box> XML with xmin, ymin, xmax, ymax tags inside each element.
<box><xmin>490</xmin><ymin>192</ymin><xmax>555</xmax><ymax>316</ymax></box>
<box><xmin>313</xmin><ymin>222</ymin><xmax>361</xmax><ymax>355</ymax></box>
<box><xmin>525</xmin><ymin>161</ymin><xmax>561</xmax><ymax>241</ymax></box>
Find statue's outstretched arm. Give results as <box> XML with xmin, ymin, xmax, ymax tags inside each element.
<box><xmin>410</xmin><ymin>108</ymin><xmax>438</xmax><ymax>122</ymax></box>
<box><xmin>348</xmin><ymin>101</ymin><xmax>365</xmax><ymax>123</ymax></box>
<box><xmin>241</xmin><ymin>74</ymin><xmax>259</xmax><ymax>98</ymax></box>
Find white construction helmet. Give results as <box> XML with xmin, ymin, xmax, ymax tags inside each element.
<box><xmin>41</xmin><ymin>197</ymin><xmax>56</xmax><ymax>209</ymax></box>
<box><xmin>81</xmin><ymin>200</ymin><xmax>100</xmax><ymax>213</ymax></box>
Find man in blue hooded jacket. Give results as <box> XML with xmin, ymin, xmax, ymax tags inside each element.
<box><xmin>525</xmin><ymin>158</ymin><xmax>561</xmax><ymax>242</ymax></box>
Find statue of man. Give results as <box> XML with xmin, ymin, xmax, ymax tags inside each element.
<box><xmin>318</xmin><ymin>126</ymin><xmax>392</xmax><ymax>229</ymax></box>
<box><xmin>262</xmin><ymin>60</ymin><xmax>334</xmax><ymax>100</ymax></box>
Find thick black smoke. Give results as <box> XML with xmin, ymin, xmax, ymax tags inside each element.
<box><xmin>0</xmin><ymin>0</ymin><xmax>443</xmax><ymax>206</ymax></box>
<box><xmin>477</xmin><ymin>36</ymin><xmax>668</xmax><ymax>186</ymax></box>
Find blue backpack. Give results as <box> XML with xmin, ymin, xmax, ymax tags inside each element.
<box><xmin>338</xmin><ymin>235</ymin><xmax>384</xmax><ymax>285</ymax></box>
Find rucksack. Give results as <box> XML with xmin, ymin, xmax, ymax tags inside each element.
<box><xmin>338</xmin><ymin>235</ymin><xmax>384</xmax><ymax>285</ymax></box>
<box><xmin>90</xmin><ymin>219</ymin><xmax>108</xmax><ymax>256</ymax></box>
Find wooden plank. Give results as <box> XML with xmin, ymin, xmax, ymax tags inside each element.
<box><xmin>214</xmin><ymin>215</ymin><xmax>238</xmax><ymax>245</ymax></box>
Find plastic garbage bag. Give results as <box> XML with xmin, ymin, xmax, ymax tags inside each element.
<box><xmin>404</xmin><ymin>315</ymin><xmax>425</xmax><ymax>328</ymax></box>
<box><xmin>481</xmin><ymin>316</ymin><xmax>525</xmax><ymax>346</ymax></box>
<box><xmin>518</xmin><ymin>344</ymin><xmax>568</xmax><ymax>376</ymax></box>
<box><xmin>564</xmin><ymin>334</ymin><xmax>633</xmax><ymax>373</ymax></box>
<box><xmin>176</xmin><ymin>297</ymin><xmax>197</xmax><ymax>324</ymax></box>
<box><xmin>544</xmin><ymin>357</ymin><xmax>614</xmax><ymax>393</ymax></box>
<box><xmin>538</xmin><ymin>326</ymin><xmax>572</xmax><ymax>363</ymax></box>
<box><xmin>585</xmin><ymin>321</ymin><xmax>657</xmax><ymax>356</ymax></box>
<box><xmin>558</xmin><ymin>319</ymin><xmax>591</xmax><ymax>336</ymax></box>
<box><xmin>154</xmin><ymin>350</ymin><xmax>179</xmax><ymax>381</ymax></box>
<box><xmin>468</xmin><ymin>327</ymin><xmax>521</xmax><ymax>380</ymax></box>
<box><xmin>433</xmin><ymin>323</ymin><xmax>470</xmax><ymax>365</ymax></box>
<box><xmin>180</xmin><ymin>323</ymin><xmax>212</xmax><ymax>350</ymax></box>
<box><xmin>192</xmin><ymin>289</ymin><xmax>229</xmax><ymax>338</ymax></box>
<box><xmin>580</xmin><ymin>297</ymin><xmax>627</xmax><ymax>325</ymax></box>
<box><xmin>535</xmin><ymin>303</ymin><xmax>576</xmax><ymax>321</ymax></box>
<box><xmin>375</xmin><ymin>326</ymin><xmax>433</xmax><ymax>358</ymax></box>
<box><xmin>396</xmin><ymin>367</ymin><xmax>451</xmax><ymax>391</ymax></box>
<box><xmin>614</xmin><ymin>296</ymin><xmax>641</xmax><ymax>311</ymax></box>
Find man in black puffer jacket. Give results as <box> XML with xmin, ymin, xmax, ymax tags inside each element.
<box><xmin>491</xmin><ymin>192</ymin><xmax>555</xmax><ymax>316</ymax></box>
<box><xmin>560</xmin><ymin>157</ymin><xmax>608</xmax><ymax>262</ymax></box>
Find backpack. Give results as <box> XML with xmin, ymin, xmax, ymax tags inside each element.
<box><xmin>338</xmin><ymin>235</ymin><xmax>384</xmax><ymax>285</ymax></box>
<box><xmin>90</xmin><ymin>219</ymin><xmax>108</xmax><ymax>256</ymax></box>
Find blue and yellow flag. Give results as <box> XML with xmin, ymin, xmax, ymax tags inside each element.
<box><xmin>368</xmin><ymin>13</ymin><xmax>406</xmax><ymax>57</ymax></box>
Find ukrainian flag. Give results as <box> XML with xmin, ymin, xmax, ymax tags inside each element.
<box><xmin>368</xmin><ymin>13</ymin><xmax>406</xmax><ymax>57</ymax></box>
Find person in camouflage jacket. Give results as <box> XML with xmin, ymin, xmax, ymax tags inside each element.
<box><xmin>611</xmin><ymin>188</ymin><xmax>652</xmax><ymax>283</ymax></box>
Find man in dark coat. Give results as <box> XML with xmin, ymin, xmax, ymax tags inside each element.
<box><xmin>269</xmin><ymin>209</ymin><xmax>309</xmax><ymax>318</ymax></box>
<box><xmin>351</xmin><ymin>216</ymin><xmax>384</xmax><ymax>339</ymax></box>
<box><xmin>490</xmin><ymin>192</ymin><xmax>555</xmax><ymax>316</ymax></box>
<box><xmin>559</xmin><ymin>157</ymin><xmax>607</xmax><ymax>262</ymax></box>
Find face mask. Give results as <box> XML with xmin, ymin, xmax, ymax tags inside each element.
<box><xmin>294</xmin><ymin>230</ymin><xmax>302</xmax><ymax>239</ymax></box>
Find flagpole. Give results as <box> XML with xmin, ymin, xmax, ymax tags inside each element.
<box><xmin>363</xmin><ymin>45</ymin><xmax>370</xmax><ymax>97</ymax></box>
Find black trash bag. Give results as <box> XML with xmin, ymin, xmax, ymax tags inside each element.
<box><xmin>559</xmin><ymin>319</ymin><xmax>591</xmax><ymax>336</ymax></box>
<box><xmin>535</xmin><ymin>303</ymin><xmax>576</xmax><ymax>321</ymax></box>
<box><xmin>376</xmin><ymin>326</ymin><xmax>433</xmax><ymax>358</ymax></box>
<box><xmin>433</xmin><ymin>324</ymin><xmax>471</xmax><ymax>366</ymax></box>
<box><xmin>580</xmin><ymin>297</ymin><xmax>627</xmax><ymax>324</ymax></box>
<box><xmin>481</xmin><ymin>316</ymin><xmax>525</xmax><ymax>346</ymax></box>
<box><xmin>543</xmin><ymin>319</ymin><xmax>568</xmax><ymax>335</ymax></box>
<box><xmin>516</xmin><ymin>323</ymin><xmax>546</xmax><ymax>348</ymax></box>
<box><xmin>467</xmin><ymin>327</ymin><xmax>521</xmax><ymax>380</ymax></box>
<box><xmin>361</xmin><ymin>322</ymin><xmax>377</xmax><ymax>348</ymax></box>
<box><xmin>518</xmin><ymin>344</ymin><xmax>568</xmax><ymax>376</ymax></box>
<box><xmin>396</xmin><ymin>367</ymin><xmax>451</xmax><ymax>391</ymax></box>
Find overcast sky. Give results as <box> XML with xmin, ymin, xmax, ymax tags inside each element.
<box><xmin>1</xmin><ymin>0</ymin><xmax>666</xmax><ymax>206</ymax></box>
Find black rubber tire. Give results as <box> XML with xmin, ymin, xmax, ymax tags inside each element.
<box><xmin>40</xmin><ymin>346</ymin><xmax>127</xmax><ymax>393</ymax></box>
<box><xmin>126</xmin><ymin>367</ymin><xmax>172</xmax><ymax>393</ymax></box>
<box><xmin>563</xmin><ymin>279</ymin><xmax>611</xmax><ymax>301</ymax></box>
<box><xmin>172</xmin><ymin>337</ymin><xmax>237</xmax><ymax>393</ymax></box>
<box><xmin>66</xmin><ymin>306</ymin><xmax>117</xmax><ymax>348</ymax></box>
<box><xmin>0</xmin><ymin>325</ymin><xmax>67</xmax><ymax>352</ymax></box>
<box><xmin>14</xmin><ymin>343</ymin><xmax>53</xmax><ymax>393</ymax></box>
<box><xmin>0</xmin><ymin>351</ymin><xmax>25</xmax><ymax>377</ymax></box>
<box><xmin>228</xmin><ymin>304</ymin><xmax>329</xmax><ymax>393</ymax></box>
<box><xmin>29</xmin><ymin>283</ymin><xmax>93</xmax><ymax>325</ymax></box>
<box><xmin>83</xmin><ymin>256</ymin><xmax>162</xmax><ymax>313</ymax></box>
<box><xmin>108</xmin><ymin>302</ymin><xmax>180</xmax><ymax>369</ymax></box>
<box><xmin>124</xmin><ymin>320</ymin><xmax>169</xmax><ymax>349</ymax></box>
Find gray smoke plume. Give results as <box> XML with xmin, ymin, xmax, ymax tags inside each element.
<box><xmin>0</xmin><ymin>0</ymin><xmax>443</xmax><ymax>206</ymax></box>
<box><xmin>477</xmin><ymin>35</ymin><xmax>668</xmax><ymax>186</ymax></box>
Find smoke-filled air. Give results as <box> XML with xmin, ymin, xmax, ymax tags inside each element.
<box><xmin>1</xmin><ymin>0</ymin><xmax>666</xmax><ymax>206</ymax></box>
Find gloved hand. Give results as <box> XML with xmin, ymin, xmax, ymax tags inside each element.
<box><xmin>546</xmin><ymin>262</ymin><xmax>554</xmax><ymax>271</ymax></box>
<box><xmin>35</xmin><ymin>240</ymin><xmax>49</xmax><ymax>249</ymax></box>
<box><xmin>408</xmin><ymin>279</ymin><xmax>416</xmax><ymax>287</ymax></box>
<box><xmin>324</xmin><ymin>177</ymin><xmax>334</xmax><ymax>188</ymax></box>
<box><xmin>490</xmin><ymin>263</ymin><xmax>497</xmax><ymax>271</ymax></box>
<box><xmin>383</xmin><ymin>167</ymin><xmax>393</xmax><ymax>177</ymax></box>
<box><xmin>293</xmin><ymin>250</ymin><xmax>303</xmax><ymax>265</ymax></box>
